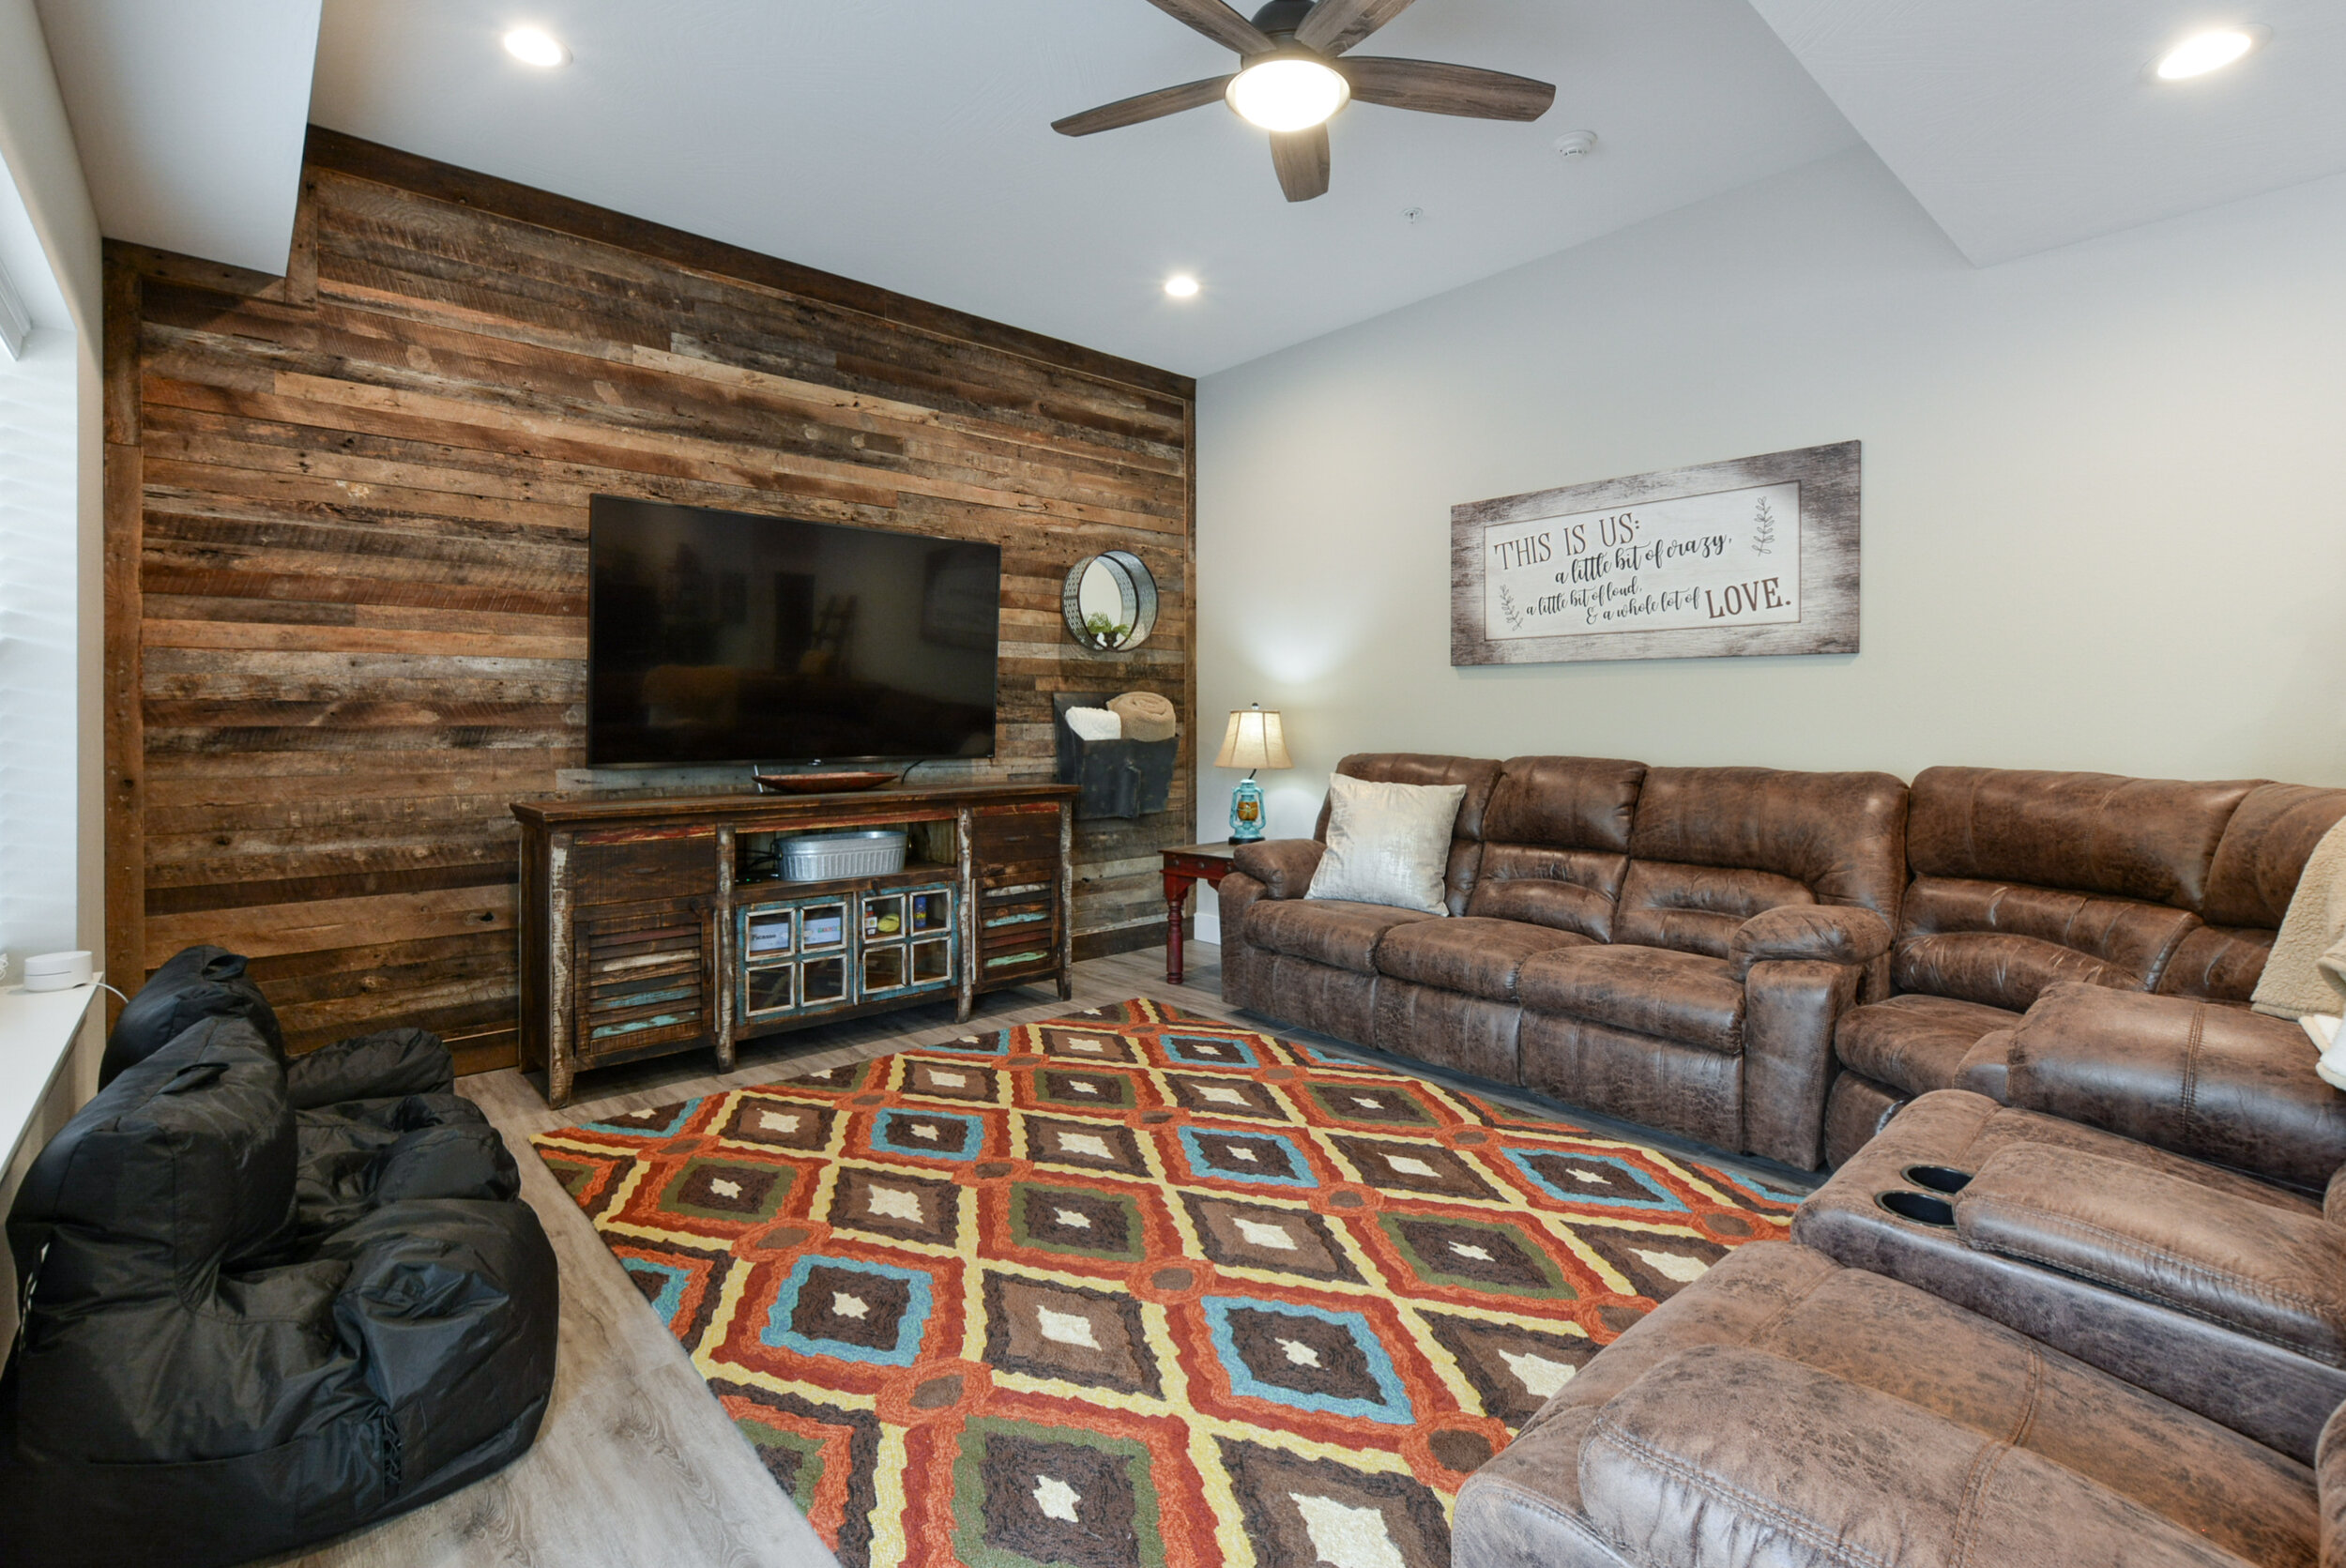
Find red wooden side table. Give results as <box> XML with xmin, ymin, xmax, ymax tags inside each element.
<box><xmin>1160</xmin><ymin>842</ymin><xmax>1238</xmax><ymax>984</ymax></box>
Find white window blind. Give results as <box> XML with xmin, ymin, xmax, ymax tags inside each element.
<box><xmin>0</xmin><ymin>322</ymin><xmax>78</xmax><ymax>968</ymax></box>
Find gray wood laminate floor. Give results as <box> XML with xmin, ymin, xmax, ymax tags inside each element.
<box><xmin>266</xmin><ymin>943</ymin><xmax>1814</xmax><ymax>1568</ymax></box>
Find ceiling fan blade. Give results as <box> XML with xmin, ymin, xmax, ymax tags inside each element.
<box><xmin>1053</xmin><ymin>76</ymin><xmax>1235</xmax><ymax>136</ymax></box>
<box><xmin>1338</xmin><ymin>56</ymin><xmax>1556</xmax><ymax>120</ymax></box>
<box><xmin>1142</xmin><ymin>0</ymin><xmax>1275</xmax><ymax>56</ymax></box>
<box><xmin>1294</xmin><ymin>0</ymin><xmax>1418</xmax><ymax>56</ymax></box>
<box><xmin>1269</xmin><ymin>125</ymin><xmax>1331</xmax><ymax>202</ymax></box>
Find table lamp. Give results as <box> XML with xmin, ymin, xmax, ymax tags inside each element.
<box><xmin>1213</xmin><ymin>704</ymin><xmax>1291</xmax><ymax>844</ymax></box>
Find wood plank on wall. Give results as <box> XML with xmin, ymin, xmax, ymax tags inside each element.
<box><xmin>105</xmin><ymin>129</ymin><xmax>1197</xmax><ymax>1068</ymax></box>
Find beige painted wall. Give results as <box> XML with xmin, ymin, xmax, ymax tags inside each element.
<box><xmin>1194</xmin><ymin>148</ymin><xmax>2346</xmax><ymax>892</ymax></box>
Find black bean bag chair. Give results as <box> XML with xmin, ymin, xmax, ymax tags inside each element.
<box><xmin>97</xmin><ymin>944</ymin><xmax>491</xmax><ymax>1233</ymax></box>
<box><xmin>0</xmin><ymin>1006</ymin><xmax>558</xmax><ymax>1565</ymax></box>
<box><xmin>98</xmin><ymin>943</ymin><xmax>283</xmax><ymax>1085</ymax></box>
<box><xmin>99</xmin><ymin>944</ymin><xmax>453</xmax><ymax>1106</ymax></box>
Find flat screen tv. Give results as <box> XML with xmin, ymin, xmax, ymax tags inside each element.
<box><xmin>587</xmin><ymin>496</ymin><xmax>1000</xmax><ymax>767</ymax></box>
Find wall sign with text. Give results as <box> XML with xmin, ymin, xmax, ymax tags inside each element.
<box><xmin>1451</xmin><ymin>441</ymin><xmax>1859</xmax><ymax>665</ymax></box>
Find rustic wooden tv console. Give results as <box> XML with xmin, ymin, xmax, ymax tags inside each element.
<box><xmin>513</xmin><ymin>783</ymin><xmax>1076</xmax><ymax>1106</ymax></box>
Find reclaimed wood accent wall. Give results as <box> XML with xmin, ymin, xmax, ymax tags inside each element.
<box><xmin>104</xmin><ymin>129</ymin><xmax>1196</xmax><ymax>1072</ymax></box>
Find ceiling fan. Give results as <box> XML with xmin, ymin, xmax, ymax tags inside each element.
<box><xmin>1053</xmin><ymin>0</ymin><xmax>1557</xmax><ymax>203</ymax></box>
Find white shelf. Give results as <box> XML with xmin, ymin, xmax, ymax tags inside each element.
<box><xmin>0</xmin><ymin>979</ymin><xmax>103</xmax><ymax>1177</ymax></box>
<box><xmin>1</xmin><ymin>977</ymin><xmax>104</xmax><ymax>1371</ymax></box>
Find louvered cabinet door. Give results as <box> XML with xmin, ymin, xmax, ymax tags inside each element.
<box><xmin>971</xmin><ymin>803</ymin><xmax>1070</xmax><ymax>991</ymax></box>
<box><xmin>556</xmin><ymin>829</ymin><xmax>723</xmax><ymax>1088</ymax></box>
<box><xmin>572</xmin><ymin>897</ymin><xmax>715</xmax><ymax>1061</ymax></box>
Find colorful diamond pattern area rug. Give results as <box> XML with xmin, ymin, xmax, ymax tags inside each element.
<box><xmin>532</xmin><ymin>1001</ymin><xmax>1801</xmax><ymax>1568</ymax></box>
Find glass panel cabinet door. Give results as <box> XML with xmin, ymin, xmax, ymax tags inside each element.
<box><xmin>745</xmin><ymin>965</ymin><xmax>793</xmax><ymax>1015</ymax></box>
<box><xmin>908</xmin><ymin>889</ymin><xmax>952</xmax><ymax>935</ymax></box>
<box><xmin>910</xmin><ymin>936</ymin><xmax>952</xmax><ymax>987</ymax></box>
<box><xmin>801</xmin><ymin>954</ymin><xmax>848</xmax><ymax>1007</ymax></box>
<box><xmin>745</xmin><ymin>906</ymin><xmax>795</xmax><ymax>958</ymax></box>
<box><xmin>861</xmin><ymin>944</ymin><xmax>908</xmax><ymax>996</ymax></box>
<box><xmin>861</xmin><ymin>893</ymin><xmax>906</xmax><ymax>942</ymax></box>
<box><xmin>800</xmin><ymin>903</ymin><xmax>847</xmax><ymax>951</ymax></box>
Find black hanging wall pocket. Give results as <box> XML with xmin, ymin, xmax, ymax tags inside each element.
<box><xmin>1054</xmin><ymin>693</ymin><xmax>1176</xmax><ymax>820</ymax></box>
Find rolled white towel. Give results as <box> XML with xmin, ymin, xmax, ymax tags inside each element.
<box><xmin>1064</xmin><ymin>706</ymin><xmax>1122</xmax><ymax>742</ymax></box>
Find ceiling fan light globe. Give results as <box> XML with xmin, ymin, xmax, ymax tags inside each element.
<box><xmin>1226</xmin><ymin>57</ymin><xmax>1350</xmax><ymax>132</ymax></box>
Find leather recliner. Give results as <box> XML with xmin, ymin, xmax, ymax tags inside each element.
<box><xmin>1222</xmin><ymin>754</ymin><xmax>1909</xmax><ymax>1168</ymax></box>
<box><xmin>0</xmin><ymin>961</ymin><xmax>559</xmax><ymax>1567</ymax></box>
<box><xmin>1506</xmin><ymin>764</ymin><xmax>1907</xmax><ymax>1170</ymax></box>
<box><xmin>1822</xmin><ymin>771</ymin><xmax>2346</xmax><ymax>1165</ymax></box>
<box><xmin>1221</xmin><ymin>753</ymin><xmax>1506</xmax><ymax>1053</ymax></box>
<box><xmin>1452</xmin><ymin>981</ymin><xmax>2346</xmax><ymax>1568</ymax></box>
<box><xmin>1453</xmin><ymin>1241</ymin><xmax>2334</xmax><ymax>1568</ymax></box>
<box><xmin>1796</xmin><ymin>982</ymin><xmax>2346</xmax><ymax>1463</ymax></box>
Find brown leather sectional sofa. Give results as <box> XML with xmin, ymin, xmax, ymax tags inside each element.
<box><xmin>1237</xmin><ymin>757</ymin><xmax>2346</xmax><ymax>1565</ymax></box>
<box><xmin>1454</xmin><ymin>986</ymin><xmax>2346</xmax><ymax>1567</ymax></box>
<box><xmin>1221</xmin><ymin>754</ymin><xmax>2346</xmax><ymax>1170</ymax></box>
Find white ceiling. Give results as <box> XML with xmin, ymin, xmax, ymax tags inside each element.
<box><xmin>302</xmin><ymin>0</ymin><xmax>1859</xmax><ymax>376</ymax></box>
<box><xmin>31</xmin><ymin>0</ymin><xmax>2346</xmax><ymax>377</ymax></box>
<box><xmin>34</xmin><ymin>0</ymin><xmax>320</xmax><ymax>277</ymax></box>
<box><xmin>1745</xmin><ymin>0</ymin><xmax>2346</xmax><ymax>266</ymax></box>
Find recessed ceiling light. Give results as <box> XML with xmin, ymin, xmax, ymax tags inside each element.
<box><xmin>503</xmin><ymin>26</ymin><xmax>570</xmax><ymax>68</ymax></box>
<box><xmin>1226</xmin><ymin>56</ymin><xmax>1350</xmax><ymax>133</ymax></box>
<box><xmin>1164</xmin><ymin>275</ymin><xmax>1200</xmax><ymax>299</ymax></box>
<box><xmin>2156</xmin><ymin>26</ymin><xmax>2263</xmax><ymax>81</ymax></box>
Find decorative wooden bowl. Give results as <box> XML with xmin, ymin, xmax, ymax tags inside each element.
<box><xmin>752</xmin><ymin>770</ymin><xmax>899</xmax><ymax>795</ymax></box>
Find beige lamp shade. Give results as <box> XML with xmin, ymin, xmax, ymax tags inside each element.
<box><xmin>1214</xmin><ymin>706</ymin><xmax>1292</xmax><ymax>771</ymax></box>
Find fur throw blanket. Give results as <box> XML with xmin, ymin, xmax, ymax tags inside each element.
<box><xmin>2253</xmin><ymin>815</ymin><xmax>2346</xmax><ymax>1020</ymax></box>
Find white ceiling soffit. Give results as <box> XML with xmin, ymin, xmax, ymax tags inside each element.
<box><xmin>310</xmin><ymin>0</ymin><xmax>1859</xmax><ymax>377</ymax></box>
<box><xmin>1749</xmin><ymin>0</ymin><xmax>2346</xmax><ymax>266</ymax></box>
<box><xmin>35</xmin><ymin>0</ymin><xmax>323</xmax><ymax>277</ymax></box>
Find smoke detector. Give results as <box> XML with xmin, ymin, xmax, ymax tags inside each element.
<box><xmin>1553</xmin><ymin>130</ymin><xmax>1598</xmax><ymax>159</ymax></box>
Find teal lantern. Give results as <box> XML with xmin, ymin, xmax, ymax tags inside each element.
<box><xmin>1229</xmin><ymin>776</ymin><xmax>1266</xmax><ymax>842</ymax></box>
<box><xmin>1214</xmin><ymin>705</ymin><xmax>1291</xmax><ymax>845</ymax></box>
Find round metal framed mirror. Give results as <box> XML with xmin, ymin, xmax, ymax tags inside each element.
<box><xmin>1061</xmin><ymin>550</ymin><xmax>1158</xmax><ymax>652</ymax></box>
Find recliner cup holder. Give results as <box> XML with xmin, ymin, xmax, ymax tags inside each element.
<box><xmin>1901</xmin><ymin>1165</ymin><xmax>1973</xmax><ymax>1195</ymax></box>
<box><xmin>1877</xmin><ymin>1190</ymin><xmax>1958</xmax><ymax>1227</ymax></box>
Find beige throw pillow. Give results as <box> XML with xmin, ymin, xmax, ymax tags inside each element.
<box><xmin>1305</xmin><ymin>774</ymin><xmax>1467</xmax><ymax>915</ymax></box>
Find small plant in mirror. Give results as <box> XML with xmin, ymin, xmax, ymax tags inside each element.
<box><xmin>1082</xmin><ymin>612</ymin><xmax>1133</xmax><ymax>649</ymax></box>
